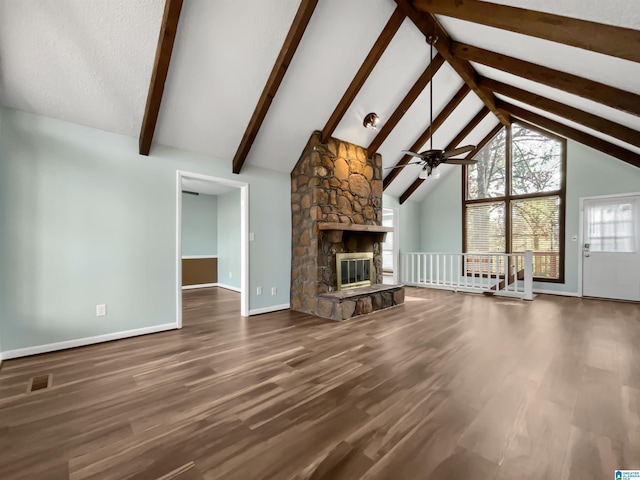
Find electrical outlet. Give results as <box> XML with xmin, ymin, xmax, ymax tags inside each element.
<box><xmin>229</xmin><ymin>271</ymin><xmax>232</xmax><ymax>278</ymax></box>
<box><xmin>257</xmin><ymin>287</ymin><xmax>262</xmax><ymax>296</ymax></box>
<box><xmin>250</xmin><ymin>232</ymin><xmax>255</xmax><ymax>241</ymax></box>
<box><xmin>96</xmin><ymin>304</ymin><xmax>107</xmax><ymax>317</ymax></box>
<box><xmin>271</xmin><ymin>287</ymin><xmax>277</xmax><ymax>296</ymax></box>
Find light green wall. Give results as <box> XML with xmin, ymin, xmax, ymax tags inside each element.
<box><xmin>419</xmin><ymin>139</ymin><xmax>640</xmax><ymax>293</ymax></box>
<box><xmin>181</xmin><ymin>193</ymin><xmax>217</xmax><ymax>256</ymax></box>
<box><xmin>216</xmin><ymin>189</ymin><xmax>241</xmax><ymax>289</ymax></box>
<box><xmin>0</xmin><ymin>107</ymin><xmax>291</xmax><ymax>351</ymax></box>
<box><xmin>560</xmin><ymin>141</ymin><xmax>640</xmax><ymax>293</ymax></box>
<box><xmin>419</xmin><ymin>171</ymin><xmax>463</xmax><ymax>253</ymax></box>
<box><xmin>383</xmin><ymin>194</ymin><xmax>422</xmax><ymax>253</ymax></box>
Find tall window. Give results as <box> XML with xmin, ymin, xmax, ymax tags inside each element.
<box><xmin>464</xmin><ymin>123</ymin><xmax>566</xmax><ymax>281</ymax></box>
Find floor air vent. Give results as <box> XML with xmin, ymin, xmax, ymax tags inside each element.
<box><xmin>27</xmin><ymin>374</ymin><xmax>52</xmax><ymax>393</ymax></box>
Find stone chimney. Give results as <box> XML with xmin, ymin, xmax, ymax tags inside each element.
<box><xmin>290</xmin><ymin>131</ymin><xmax>404</xmax><ymax>320</ymax></box>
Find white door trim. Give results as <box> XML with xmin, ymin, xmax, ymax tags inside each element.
<box><xmin>578</xmin><ymin>191</ymin><xmax>640</xmax><ymax>297</ymax></box>
<box><xmin>176</xmin><ymin>170</ymin><xmax>250</xmax><ymax>327</ymax></box>
<box><xmin>389</xmin><ymin>207</ymin><xmax>400</xmax><ymax>284</ymax></box>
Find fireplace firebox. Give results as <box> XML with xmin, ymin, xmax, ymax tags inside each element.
<box><xmin>336</xmin><ymin>252</ymin><xmax>373</xmax><ymax>290</ymax></box>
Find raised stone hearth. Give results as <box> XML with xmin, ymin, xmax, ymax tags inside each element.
<box><xmin>290</xmin><ymin>131</ymin><xmax>404</xmax><ymax>321</ymax></box>
<box><xmin>317</xmin><ymin>284</ymin><xmax>405</xmax><ymax>321</ymax></box>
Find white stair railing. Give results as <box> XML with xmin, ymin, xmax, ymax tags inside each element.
<box><xmin>400</xmin><ymin>250</ymin><xmax>534</xmax><ymax>300</ymax></box>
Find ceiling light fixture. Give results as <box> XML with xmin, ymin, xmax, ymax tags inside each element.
<box><xmin>363</xmin><ymin>112</ymin><xmax>380</xmax><ymax>130</ymax></box>
<box><xmin>419</xmin><ymin>165</ymin><xmax>441</xmax><ymax>180</ymax></box>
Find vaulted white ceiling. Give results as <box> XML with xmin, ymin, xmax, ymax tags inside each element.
<box><xmin>0</xmin><ymin>0</ymin><xmax>164</xmax><ymax>137</ymax></box>
<box><xmin>1</xmin><ymin>0</ymin><xmax>638</xmax><ymax>203</ymax></box>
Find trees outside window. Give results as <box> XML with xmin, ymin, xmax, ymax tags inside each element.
<box><xmin>464</xmin><ymin>123</ymin><xmax>566</xmax><ymax>281</ymax></box>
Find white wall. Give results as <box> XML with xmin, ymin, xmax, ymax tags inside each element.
<box><xmin>419</xmin><ymin>139</ymin><xmax>640</xmax><ymax>294</ymax></box>
<box><xmin>0</xmin><ymin>107</ymin><xmax>291</xmax><ymax>352</ymax></box>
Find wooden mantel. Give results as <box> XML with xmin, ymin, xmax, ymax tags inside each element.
<box><xmin>317</xmin><ymin>223</ymin><xmax>392</xmax><ymax>243</ymax></box>
<box><xmin>317</xmin><ymin>223</ymin><xmax>393</xmax><ymax>233</ymax></box>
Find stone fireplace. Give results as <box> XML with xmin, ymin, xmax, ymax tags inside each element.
<box><xmin>290</xmin><ymin>131</ymin><xmax>404</xmax><ymax>321</ymax></box>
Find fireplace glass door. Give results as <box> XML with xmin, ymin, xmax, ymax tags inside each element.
<box><xmin>336</xmin><ymin>252</ymin><xmax>373</xmax><ymax>290</ymax></box>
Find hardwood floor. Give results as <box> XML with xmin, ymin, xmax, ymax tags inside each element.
<box><xmin>0</xmin><ymin>287</ymin><xmax>639</xmax><ymax>479</ymax></box>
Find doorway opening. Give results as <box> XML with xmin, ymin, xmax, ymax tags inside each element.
<box><xmin>176</xmin><ymin>171</ymin><xmax>249</xmax><ymax>328</ymax></box>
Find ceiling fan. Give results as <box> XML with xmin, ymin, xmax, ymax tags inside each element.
<box><xmin>391</xmin><ymin>34</ymin><xmax>477</xmax><ymax>179</ymax></box>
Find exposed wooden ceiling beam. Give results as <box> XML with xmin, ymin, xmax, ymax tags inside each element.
<box><xmin>232</xmin><ymin>0</ymin><xmax>319</xmax><ymax>174</ymax></box>
<box><xmin>452</xmin><ymin>42</ymin><xmax>640</xmax><ymax>118</ymax></box>
<box><xmin>320</xmin><ymin>7</ymin><xmax>406</xmax><ymax>143</ymax></box>
<box><xmin>499</xmin><ymin>101</ymin><xmax>640</xmax><ymax>168</ymax></box>
<box><xmin>398</xmin><ymin>106</ymin><xmax>490</xmax><ymax>203</ymax></box>
<box><xmin>139</xmin><ymin>0</ymin><xmax>184</xmax><ymax>156</ymax></box>
<box><xmin>480</xmin><ymin>77</ymin><xmax>640</xmax><ymax>149</ymax></box>
<box><xmin>367</xmin><ymin>54</ymin><xmax>445</xmax><ymax>154</ymax></box>
<box><xmin>414</xmin><ymin>0</ymin><xmax>640</xmax><ymax>63</ymax></box>
<box><xmin>384</xmin><ymin>84</ymin><xmax>470</xmax><ymax>190</ymax></box>
<box><xmin>393</xmin><ymin>0</ymin><xmax>510</xmax><ymax>127</ymax></box>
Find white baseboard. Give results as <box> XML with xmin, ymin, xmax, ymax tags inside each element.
<box><xmin>1</xmin><ymin>323</ymin><xmax>177</xmax><ymax>360</ymax></box>
<box><xmin>533</xmin><ymin>289</ymin><xmax>581</xmax><ymax>297</ymax></box>
<box><xmin>249</xmin><ymin>303</ymin><xmax>290</xmax><ymax>316</ymax></box>
<box><xmin>217</xmin><ymin>284</ymin><xmax>242</xmax><ymax>293</ymax></box>
<box><xmin>182</xmin><ymin>283</ymin><xmax>218</xmax><ymax>290</ymax></box>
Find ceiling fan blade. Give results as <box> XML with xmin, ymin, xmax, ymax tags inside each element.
<box><xmin>401</xmin><ymin>150</ymin><xmax>425</xmax><ymax>158</ymax></box>
<box><xmin>384</xmin><ymin>162</ymin><xmax>424</xmax><ymax>170</ymax></box>
<box><xmin>443</xmin><ymin>145</ymin><xmax>476</xmax><ymax>158</ymax></box>
<box><xmin>444</xmin><ymin>158</ymin><xmax>478</xmax><ymax>165</ymax></box>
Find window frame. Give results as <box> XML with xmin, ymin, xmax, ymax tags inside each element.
<box><xmin>462</xmin><ymin>121</ymin><xmax>567</xmax><ymax>283</ymax></box>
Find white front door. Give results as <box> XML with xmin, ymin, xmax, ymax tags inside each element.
<box><xmin>582</xmin><ymin>195</ymin><xmax>640</xmax><ymax>301</ymax></box>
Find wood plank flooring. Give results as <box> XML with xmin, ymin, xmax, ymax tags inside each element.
<box><xmin>0</xmin><ymin>287</ymin><xmax>639</xmax><ymax>479</ymax></box>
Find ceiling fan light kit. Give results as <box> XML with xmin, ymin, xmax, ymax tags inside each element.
<box><xmin>419</xmin><ymin>166</ymin><xmax>431</xmax><ymax>179</ymax></box>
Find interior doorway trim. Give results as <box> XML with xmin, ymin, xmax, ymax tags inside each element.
<box><xmin>577</xmin><ymin>191</ymin><xmax>640</xmax><ymax>297</ymax></box>
<box><xmin>383</xmin><ymin>207</ymin><xmax>400</xmax><ymax>284</ymax></box>
<box><xmin>176</xmin><ymin>170</ymin><xmax>249</xmax><ymax>327</ymax></box>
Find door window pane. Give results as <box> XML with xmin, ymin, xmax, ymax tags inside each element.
<box><xmin>587</xmin><ymin>200</ymin><xmax>635</xmax><ymax>253</ymax></box>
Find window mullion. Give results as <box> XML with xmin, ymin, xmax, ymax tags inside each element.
<box><xmin>510</xmin><ymin>190</ymin><xmax>562</xmax><ymax>201</ymax></box>
<box><xmin>506</xmin><ymin>125</ymin><xmax>512</xmax><ymax>255</ymax></box>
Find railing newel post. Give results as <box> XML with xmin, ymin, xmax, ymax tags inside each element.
<box><xmin>524</xmin><ymin>250</ymin><xmax>534</xmax><ymax>300</ymax></box>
